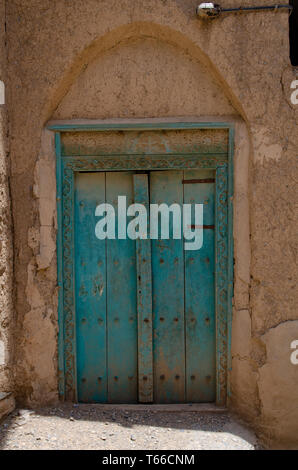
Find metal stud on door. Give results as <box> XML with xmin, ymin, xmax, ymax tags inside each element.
<box><xmin>75</xmin><ymin>170</ymin><xmax>216</xmax><ymax>403</ymax></box>
<box><xmin>134</xmin><ymin>174</ymin><xmax>153</xmax><ymax>403</ymax></box>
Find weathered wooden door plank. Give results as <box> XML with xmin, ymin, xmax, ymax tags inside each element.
<box><xmin>106</xmin><ymin>172</ymin><xmax>138</xmax><ymax>403</ymax></box>
<box><xmin>75</xmin><ymin>172</ymin><xmax>107</xmax><ymax>402</ymax></box>
<box><xmin>184</xmin><ymin>169</ymin><xmax>216</xmax><ymax>402</ymax></box>
<box><xmin>150</xmin><ymin>170</ymin><xmax>185</xmax><ymax>403</ymax></box>
<box><xmin>133</xmin><ymin>174</ymin><xmax>153</xmax><ymax>403</ymax></box>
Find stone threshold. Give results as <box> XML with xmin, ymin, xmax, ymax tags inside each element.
<box><xmin>73</xmin><ymin>403</ymin><xmax>227</xmax><ymax>413</ymax></box>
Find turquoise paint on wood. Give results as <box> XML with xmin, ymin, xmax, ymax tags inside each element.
<box><xmin>106</xmin><ymin>172</ymin><xmax>138</xmax><ymax>403</ymax></box>
<box><xmin>74</xmin><ymin>169</ymin><xmax>218</xmax><ymax>403</ymax></box>
<box><xmin>184</xmin><ymin>169</ymin><xmax>216</xmax><ymax>402</ymax></box>
<box><xmin>75</xmin><ymin>171</ymin><xmax>138</xmax><ymax>403</ymax></box>
<box><xmin>215</xmin><ymin>164</ymin><xmax>229</xmax><ymax>405</ymax></box>
<box><xmin>150</xmin><ymin>171</ymin><xmax>186</xmax><ymax>403</ymax></box>
<box><xmin>48</xmin><ymin>121</ymin><xmax>234</xmax><ymax>132</ymax></box>
<box><xmin>57</xmin><ymin>124</ymin><xmax>232</xmax><ymax>405</ymax></box>
<box><xmin>75</xmin><ymin>172</ymin><xmax>107</xmax><ymax>402</ymax></box>
<box><xmin>134</xmin><ymin>174</ymin><xmax>154</xmax><ymax>403</ymax></box>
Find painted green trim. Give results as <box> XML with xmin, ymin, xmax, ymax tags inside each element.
<box><xmin>61</xmin><ymin>159</ymin><xmax>78</xmax><ymax>402</ymax></box>
<box><xmin>48</xmin><ymin>121</ymin><xmax>234</xmax><ymax>132</ymax></box>
<box><xmin>215</xmin><ymin>164</ymin><xmax>229</xmax><ymax>405</ymax></box>
<box><xmin>54</xmin><ymin>122</ymin><xmax>234</xmax><ymax>405</ymax></box>
<box><xmin>61</xmin><ymin>154</ymin><xmax>227</xmax><ymax>171</ymax></box>
<box><xmin>227</xmin><ymin>126</ymin><xmax>234</xmax><ymax>400</ymax></box>
<box><xmin>62</xmin><ymin>152</ymin><xmax>228</xmax><ymax>158</ymax></box>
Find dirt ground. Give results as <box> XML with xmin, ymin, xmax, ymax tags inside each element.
<box><xmin>0</xmin><ymin>404</ymin><xmax>259</xmax><ymax>450</ymax></box>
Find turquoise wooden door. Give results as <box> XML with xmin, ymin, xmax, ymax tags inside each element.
<box><xmin>74</xmin><ymin>170</ymin><xmax>215</xmax><ymax>403</ymax></box>
<box><xmin>75</xmin><ymin>172</ymin><xmax>138</xmax><ymax>403</ymax></box>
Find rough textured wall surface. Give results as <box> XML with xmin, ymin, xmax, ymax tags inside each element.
<box><xmin>5</xmin><ymin>0</ymin><xmax>298</xmax><ymax>449</ymax></box>
<box><xmin>0</xmin><ymin>0</ymin><xmax>14</xmax><ymax>411</ymax></box>
<box><xmin>53</xmin><ymin>38</ymin><xmax>236</xmax><ymax>119</ymax></box>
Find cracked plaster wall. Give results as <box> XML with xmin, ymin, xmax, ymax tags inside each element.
<box><xmin>3</xmin><ymin>0</ymin><xmax>298</xmax><ymax>448</ymax></box>
<box><xmin>0</xmin><ymin>0</ymin><xmax>14</xmax><ymax>419</ymax></box>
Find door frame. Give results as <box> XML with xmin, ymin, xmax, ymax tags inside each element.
<box><xmin>49</xmin><ymin>120</ymin><xmax>234</xmax><ymax>406</ymax></box>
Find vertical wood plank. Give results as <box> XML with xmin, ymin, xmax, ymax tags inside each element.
<box><xmin>150</xmin><ymin>170</ymin><xmax>185</xmax><ymax>403</ymax></box>
<box><xmin>75</xmin><ymin>172</ymin><xmax>107</xmax><ymax>402</ymax></box>
<box><xmin>106</xmin><ymin>172</ymin><xmax>138</xmax><ymax>403</ymax></box>
<box><xmin>215</xmin><ymin>164</ymin><xmax>229</xmax><ymax>405</ymax></box>
<box><xmin>184</xmin><ymin>169</ymin><xmax>216</xmax><ymax>402</ymax></box>
<box><xmin>133</xmin><ymin>174</ymin><xmax>153</xmax><ymax>403</ymax></box>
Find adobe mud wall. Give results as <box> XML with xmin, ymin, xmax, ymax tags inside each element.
<box><xmin>0</xmin><ymin>0</ymin><xmax>14</xmax><ymax>418</ymax></box>
<box><xmin>4</xmin><ymin>0</ymin><xmax>298</xmax><ymax>449</ymax></box>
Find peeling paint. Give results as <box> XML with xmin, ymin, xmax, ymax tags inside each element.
<box><xmin>252</xmin><ymin>127</ymin><xmax>283</xmax><ymax>165</ymax></box>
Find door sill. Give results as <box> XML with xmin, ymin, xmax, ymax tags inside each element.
<box><xmin>75</xmin><ymin>403</ymin><xmax>227</xmax><ymax>413</ymax></box>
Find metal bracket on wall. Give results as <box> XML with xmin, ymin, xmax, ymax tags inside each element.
<box><xmin>196</xmin><ymin>3</ymin><xmax>293</xmax><ymax>19</ymax></box>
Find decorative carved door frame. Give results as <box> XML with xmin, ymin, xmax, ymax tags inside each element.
<box><xmin>48</xmin><ymin>120</ymin><xmax>234</xmax><ymax>406</ymax></box>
